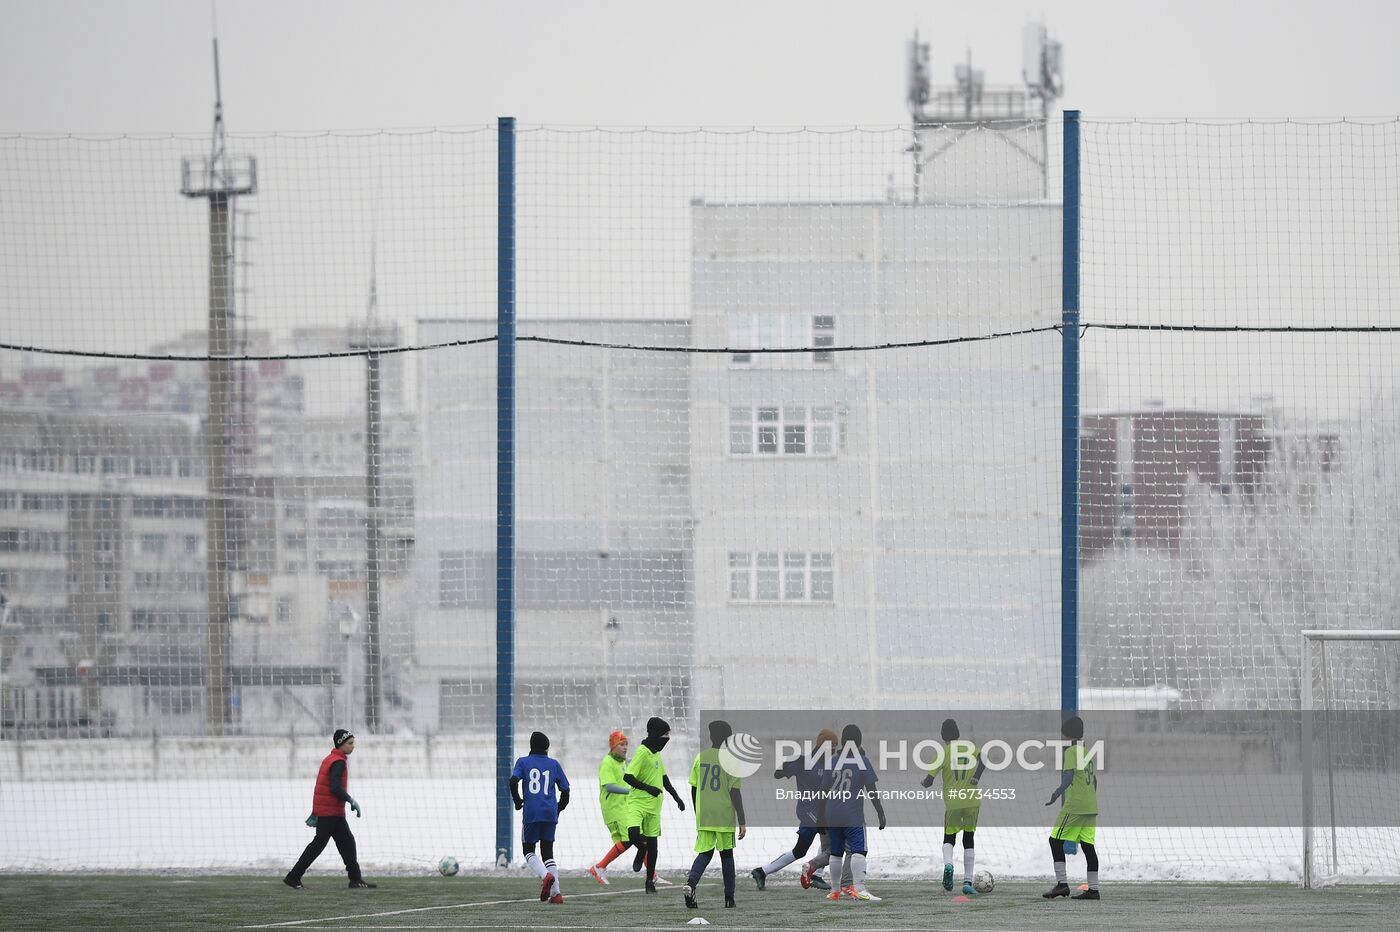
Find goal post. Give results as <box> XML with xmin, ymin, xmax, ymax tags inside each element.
<box><xmin>1300</xmin><ymin>629</ymin><xmax>1400</xmax><ymax>888</ymax></box>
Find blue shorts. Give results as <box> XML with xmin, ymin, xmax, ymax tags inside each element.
<box><xmin>522</xmin><ymin>820</ymin><xmax>557</xmax><ymax>844</ymax></box>
<box><xmin>828</xmin><ymin>825</ymin><xmax>867</xmax><ymax>857</ymax></box>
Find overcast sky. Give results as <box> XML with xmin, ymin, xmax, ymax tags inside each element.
<box><xmin>3</xmin><ymin>0</ymin><xmax>1399</xmax><ymax>132</ymax></box>
<box><xmin>2</xmin><ymin>1</ymin><xmax>1397</xmax><ymax>419</ymax></box>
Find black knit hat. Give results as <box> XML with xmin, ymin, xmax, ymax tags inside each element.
<box><xmin>941</xmin><ymin>718</ymin><xmax>960</xmax><ymax>742</ymax></box>
<box><xmin>708</xmin><ymin>719</ymin><xmax>733</xmax><ymax>746</ymax></box>
<box><xmin>646</xmin><ymin>716</ymin><xmax>671</xmax><ymax>740</ymax></box>
<box><xmin>333</xmin><ymin>729</ymin><xmax>353</xmax><ymax>748</ymax></box>
<box><xmin>530</xmin><ymin>731</ymin><xmax>550</xmax><ymax>754</ymax></box>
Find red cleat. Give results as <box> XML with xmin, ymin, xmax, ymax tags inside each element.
<box><xmin>799</xmin><ymin>861</ymin><xmax>814</xmax><ymax>890</ymax></box>
<box><xmin>540</xmin><ymin>872</ymin><xmax>555</xmax><ymax>901</ymax></box>
<box><xmin>549</xmin><ymin>893</ymin><xmax>564</xmax><ymax>904</ymax></box>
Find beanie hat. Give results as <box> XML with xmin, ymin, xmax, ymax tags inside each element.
<box><xmin>841</xmin><ymin>723</ymin><xmax>862</xmax><ymax>748</ymax></box>
<box><xmin>708</xmin><ymin>719</ymin><xmax>733</xmax><ymax>746</ymax></box>
<box><xmin>608</xmin><ymin>730</ymin><xmax>627</xmax><ymax>750</ymax></box>
<box><xmin>941</xmin><ymin>718</ymin><xmax>960</xmax><ymax>742</ymax></box>
<box><xmin>333</xmin><ymin>729</ymin><xmax>353</xmax><ymax>748</ymax></box>
<box><xmin>530</xmin><ymin>731</ymin><xmax>550</xmax><ymax>754</ymax></box>
<box><xmin>815</xmin><ymin>728</ymin><xmax>838</xmax><ymax>748</ymax></box>
<box><xmin>646</xmin><ymin>716</ymin><xmax>671</xmax><ymax>740</ymax></box>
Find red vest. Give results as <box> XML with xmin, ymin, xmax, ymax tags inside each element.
<box><xmin>312</xmin><ymin>748</ymin><xmax>349</xmax><ymax>817</ymax></box>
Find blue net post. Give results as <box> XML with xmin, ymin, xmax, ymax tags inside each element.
<box><xmin>1060</xmin><ymin>110</ymin><xmax>1081</xmax><ymax>715</ymax></box>
<box><xmin>495</xmin><ymin>116</ymin><xmax>517</xmax><ymax>866</ymax></box>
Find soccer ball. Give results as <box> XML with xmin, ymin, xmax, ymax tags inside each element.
<box><xmin>438</xmin><ymin>856</ymin><xmax>460</xmax><ymax>877</ymax></box>
<box><xmin>972</xmin><ymin>870</ymin><xmax>994</xmax><ymax>893</ymax></box>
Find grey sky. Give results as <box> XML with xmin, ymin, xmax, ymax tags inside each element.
<box><xmin>2</xmin><ymin>1</ymin><xmax>1397</xmax><ymax>420</ymax></box>
<box><xmin>2</xmin><ymin>0</ymin><xmax>1398</xmax><ymax>132</ymax></box>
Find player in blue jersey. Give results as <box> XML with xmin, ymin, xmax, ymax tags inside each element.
<box><xmin>751</xmin><ymin>728</ymin><xmax>836</xmax><ymax>892</ymax></box>
<box><xmin>509</xmin><ymin>731</ymin><xmax>571</xmax><ymax>904</ymax></box>
<box><xmin>824</xmin><ymin>724</ymin><xmax>886</xmax><ymax>902</ymax></box>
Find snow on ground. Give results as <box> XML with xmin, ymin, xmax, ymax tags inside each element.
<box><xmin>0</xmin><ymin>775</ymin><xmax>1311</xmax><ymax>881</ymax></box>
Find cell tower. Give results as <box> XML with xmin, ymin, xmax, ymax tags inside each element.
<box><xmin>180</xmin><ymin>37</ymin><xmax>256</xmax><ymax>736</ymax></box>
<box><xmin>905</xmin><ymin>24</ymin><xmax>1063</xmax><ymax>200</ymax></box>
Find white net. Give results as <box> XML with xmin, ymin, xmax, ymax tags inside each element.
<box><xmin>1077</xmin><ymin>118</ymin><xmax>1400</xmax><ymax>881</ymax></box>
<box><xmin>1302</xmin><ymin>633</ymin><xmax>1400</xmax><ymax>886</ymax></box>
<box><xmin>2</xmin><ymin>118</ymin><xmax>1398</xmax><ymax>883</ymax></box>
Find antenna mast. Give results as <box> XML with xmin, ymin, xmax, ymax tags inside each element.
<box><xmin>180</xmin><ymin>32</ymin><xmax>257</xmax><ymax>737</ymax></box>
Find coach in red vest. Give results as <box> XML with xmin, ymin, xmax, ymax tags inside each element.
<box><xmin>284</xmin><ymin>729</ymin><xmax>377</xmax><ymax>889</ymax></box>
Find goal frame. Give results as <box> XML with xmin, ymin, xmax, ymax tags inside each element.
<box><xmin>1300</xmin><ymin>629</ymin><xmax>1400</xmax><ymax>888</ymax></box>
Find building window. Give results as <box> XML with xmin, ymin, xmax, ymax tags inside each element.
<box><xmin>728</xmin><ymin>551</ymin><xmax>834</xmax><ymax>603</ymax></box>
<box><xmin>0</xmin><ymin>492</ymin><xmax>13</xmax><ymax>510</ymax></box>
<box><xmin>21</xmin><ymin>452</ymin><xmax>61</xmax><ymax>472</ymax></box>
<box><xmin>729</xmin><ymin>406</ymin><xmax>836</xmax><ymax>457</ymax></box>
<box><xmin>74</xmin><ymin>455</ymin><xmax>96</xmax><ymax>474</ymax></box>
<box><xmin>147</xmin><ymin>687</ymin><xmax>199</xmax><ymax>717</ymax></box>
<box><xmin>139</xmin><ymin>534</ymin><xmax>166</xmax><ymax>555</ymax></box>
<box><xmin>21</xmin><ymin>493</ymin><xmax>64</xmax><ymax>512</ymax></box>
<box><xmin>729</xmin><ymin>312</ymin><xmax>838</xmax><ymax>367</ymax></box>
<box><xmin>812</xmin><ymin>315</ymin><xmax>835</xmax><ymax>364</ymax></box>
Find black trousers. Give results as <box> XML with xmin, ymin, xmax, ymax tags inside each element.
<box><xmin>287</xmin><ymin>815</ymin><xmax>362</xmax><ymax>883</ymax></box>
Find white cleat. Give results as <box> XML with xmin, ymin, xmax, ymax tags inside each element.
<box><xmin>588</xmin><ymin>865</ymin><xmax>608</xmax><ymax>886</ymax></box>
<box><xmin>852</xmin><ymin>888</ymin><xmax>881</xmax><ymax>901</ymax></box>
<box><xmin>652</xmin><ymin>875</ymin><xmax>673</xmax><ymax>885</ymax></box>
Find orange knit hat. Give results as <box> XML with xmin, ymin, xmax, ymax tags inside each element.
<box><xmin>608</xmin><ymin>730</ymin><xmax>628</xmax><ymax>749</ymax></box>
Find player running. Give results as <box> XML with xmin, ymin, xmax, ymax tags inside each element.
<box><xmin>1043</xmin><ymin>715</ymin><xmax>1100</xmax><ymax>901</ymax></box>
<box><xmin>624</xmin><ymin>716</ymin><xmax>686</xmax><ymax>893</ymax></box>
<box><xmin>587</xmin><ymin>730</ymin><xmax>632</xmax><ymax>885</ymax></box>
<box><xmin>920</xmin><ymin>717</ymin><xmax>987</xmax><ymax>896</ymax></box>
<box><xmin>682</xmin><ymin>720</ymin><xmax>747</xmax><ymax>910</ymax></box>
<box><xmin>824</xmin><ymin>723</ymin><xmax>886</xmax><ymax>902</ymax></box>
<box><xmin>752</xmin><ymin>727</ymin><xmax>836</xmax><ymax>892</ymax></box>
<box><xmin>509</xmin><ymin>730</ymin><xmax>571</xmax><ymax>904</ymax></box>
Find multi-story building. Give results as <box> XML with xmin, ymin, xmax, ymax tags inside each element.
<box><xmin>1079</xmin><ymin>410</ymin><xmax>1271</xmax><ymax>560</ymax></box>
<box><xmin>0</xmin><ymin>322</ymin><xmax>415</xmax><ymax>735</ymax></box>
<box><xmin>690</xmin><ymin>149</ymin><xmax>1062</xmax><ymax>709</ymax></box>
<box><xmin>413</xmin><ymin>318</ymin><xmax>692</xmax><ymax>733</ymax></box>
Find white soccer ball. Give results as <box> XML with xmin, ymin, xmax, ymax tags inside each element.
<box><xmin>972</xmin><ymin>869</ymin><xmax>994</xmax><ymax>893</ymax></box>
<box><xmin>438</xmin><ymin>856</ymin><xmax>460</xmax><ymax>877</ymax></box>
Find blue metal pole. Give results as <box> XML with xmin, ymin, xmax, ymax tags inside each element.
<box><xmin>495</xmin><ymin>116</ymin><xmax>517</xmax><ymax>866</ymax></box>
<box><xmin>1061</xmin><ymin>110</ymin><xmax>1081</xmax><ymax>715</ymax></box>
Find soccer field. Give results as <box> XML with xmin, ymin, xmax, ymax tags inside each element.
<box><xmin>3</xmin><ymin>875</ymin><xmax>1399</xmax><ymax>931</ymax></box>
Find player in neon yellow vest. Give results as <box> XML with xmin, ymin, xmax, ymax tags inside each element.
<box><xmin>1043</xmin><ymin>715</ymin><xmax>1100</xmax><ymax>900</ymax></box>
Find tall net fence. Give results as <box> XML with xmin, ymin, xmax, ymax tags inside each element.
<box><xmin>1</xmin><ymin>119</ymin><xmax>1397</xmax><ymax>880</ymax></box>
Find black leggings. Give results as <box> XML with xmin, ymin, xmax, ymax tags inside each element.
<box><xmin>944</xmin><ymin>830</ymin><xmax>975</xmax><ymax>848</ymax></box>
<box><xmin>522</xmin><ymin>840</ymin><xmax>554</xmax><ymax>861</ymax></box>
<box><xmin>1049</xmin><ymin>837</ymin><xmax>1098</xmax><ymax>872</ymax></box>
<box><xmin>288</xmin><ymin>815</ymin><xmax>362</xmax><ymax>883</ymax></box>
<box><xmin>628</xmin><ymin>826</ymin><xmax>659</xmax><ymax>881</ymax></box>
<box><xmin>688</xmin><ymin>847</ymin><xmax>737</xmax><ymax>893</ymax></box>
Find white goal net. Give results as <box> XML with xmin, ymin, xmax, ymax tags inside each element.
<box><xmin>1301</xmin><ymin>630</ymin><xmax>1400</xmax><ymax>887</ymax></box>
